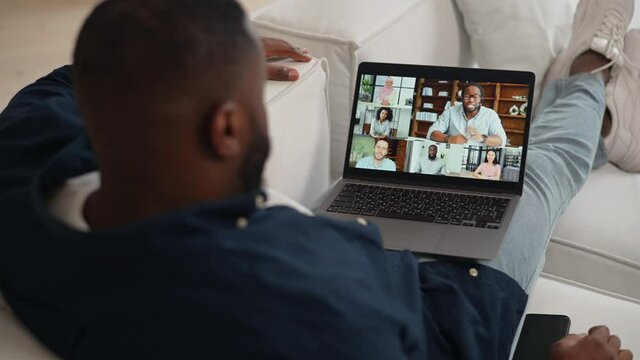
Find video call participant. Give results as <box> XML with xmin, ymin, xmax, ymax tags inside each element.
<box><xmin>415</xmin><ymin>144</ymin><xmax>446</xmax><ymax>175</ymax></box>
<box><xmin>376</xmin><ymin>76</ymin><xmax>397</xmax><ymax>106</ymax></box>
<box><xmin>474</xmin><ymin>150</ymin><xmax>502</xmax><ymax>180</ymax></box>
<box><xmin>355</xmin><ymin>139</ymin><xmax>396</xmax><ymax>171</ymax></box>
<box><xmin>427</xmin><ymin>83</ymin><xmax>507</xmax><ymax>146</ymax></box>
<box><xmin>369</xmin><ymin>107</ymin><xmax>392</xmax><ymax>139</ymax></box>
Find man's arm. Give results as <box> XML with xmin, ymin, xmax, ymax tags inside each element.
<box><xmin>427</xmin><ymin>109</ymin><xmax>467</xmax><ymax>144</ymax></box>
<box><xmin>468</xmin><ymin>125</ymin><xmax>504</xmax><ymax>147</ymax></box>
<box><xmin>0</xmin><ymin>66</ymin><xmax>86</xmax><ymax>192</ymax></box>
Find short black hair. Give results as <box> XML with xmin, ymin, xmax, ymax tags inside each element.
<box><xmin>73</xmin><ymin>0</ymin><xmax>255</xmax><ymax>118</ymax></box>
<box><xmin>428</xmin><ymin>144</ymin><xmax>438</xmax><ymax>152</ymax></box>
<box><xmin>376</xmin><ymin>107</ymin><xmax>394</xmax><ymax>121</ymax></box>
<box><xmin>462</xmin><ymin>82</ymin><xmax>485</xmax><ymax>99</ymax></box>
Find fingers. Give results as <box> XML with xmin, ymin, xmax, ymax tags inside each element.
<box><xmin>560</xmin><ymin>333</ymin><xmax>587</xmax><ymax>347</ymax></box>
<box><xmin>266</xmin><ymin>64</ymin><xmax>300</xmax><ymax>81</ymax></box>
<box><xmin>619</xmin><ymin>349</ymin><xmax>634</xmax><ymax>360</ymax></box>
<box><xmin>588</xmin><ymin>325</ymin><xmax>611</xmax><ymax>340</ymax></box>
<box><xmin>608</xmin><ymin>334</ymin><xmax>622</xmax><ymax>350</ymax></box>
<box><xmin>589</xmin><ymin>326</ymin><xmax>633</xmax><ymax>359</ymax></box>
<box><xmin>262</xmin><ymin>37</ymin><xmax>312</xmax><ymax>62</ymax></box>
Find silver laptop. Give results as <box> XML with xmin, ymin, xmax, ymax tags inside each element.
<box><xmin>316</xmin><ymin>62</ymin><xmax>535</xmax><ymax>260</ymax></box>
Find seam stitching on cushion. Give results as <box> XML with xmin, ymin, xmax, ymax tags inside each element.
<box><xmin>549</xmin><ymin>235</ymin><xmax>640</xmax><ymax>269</ymax></box>
<box><xmin>265</xmin><ymin>58</ymin><xmax>323</xmax><ymax>106</ymax></box>
<box><xmin>539</xmin><ymin>272</ymin><xmax>640</xmax><ymax>305</ymax></box>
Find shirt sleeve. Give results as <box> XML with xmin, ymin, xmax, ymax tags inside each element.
<box><xmin>381</xmin><ymin>121</ymin><xmax>390</xmax><ymax>137</ymax></box>
<box><xmin>0</xmin><ymin>65</ymin><xmax>85</xmax><ymax>192</ymax></box>
<box><xmin>487</xmin><ymin>112</ymin><xmax>507</xmax><ymax>146</ymax></box>
<box><xmin>426</xmin><ymin>108</ymin><xmax>452</xmax><ymax>140</ymax></box>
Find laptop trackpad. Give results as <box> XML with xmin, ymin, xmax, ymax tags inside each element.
<box><xmin>376</xmin><ymin>217</ymin><xmax>501</xmax><ymax>260</ymax></box>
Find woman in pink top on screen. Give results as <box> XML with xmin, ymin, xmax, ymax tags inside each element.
<box><xmin>377</xmin><ymin>77</ymin><xmax>396</xmax><ymax>106</ymax></box>
<box><xmin>474</xmin><ymin>150</ymin><xmax>501</xmax><ymax>180</ymax></box>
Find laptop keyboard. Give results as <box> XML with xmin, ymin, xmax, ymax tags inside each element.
<box><xmin>326</xmin><ymin>183</ymin><xmax>510</xmax><ymax>229</ymax></box>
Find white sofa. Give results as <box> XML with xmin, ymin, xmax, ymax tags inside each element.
<box><xmin>2</xmin><ymin>0</ymin><xmax>640</xmax><ymax>358</ymax></box>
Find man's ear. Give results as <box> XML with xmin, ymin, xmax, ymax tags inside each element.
<box><xmin>208</xmin><ymin>101</ymin><xmax>244</xmax><ymax>159</ymax></box>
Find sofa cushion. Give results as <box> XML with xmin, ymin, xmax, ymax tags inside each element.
<box><xmin>0</xmin><ymin>292</ymin><xmax>59</xmax><ymax>359</ymax></box>
<box><xmin>546</xmin><ymin>163</ymin><xmax>640</xmax><ymax>300</ymax></box>
<box><xmin>262</xmin><ymin>58</ymin><xmax>331</xmax><ymax>208</ymax></box>
<box><xmin>453</xmin><ymin>0</ymin><xmax>579</xmax><ymax>104</ymax></box>
<box><xmin>252</xmin><ymin>0</ymin><xmax>472</xmax><ymax>180</ymax></box>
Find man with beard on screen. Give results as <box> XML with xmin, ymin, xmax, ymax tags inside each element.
<box><xmin>415</xmin><ymin>144</ymin><xmax>446</xmax><ymax>175</ymax></box>
<box><xmin>427</xmin><ymin>83</ymin><xmax>507</xmax><ymax>147</ymax></box>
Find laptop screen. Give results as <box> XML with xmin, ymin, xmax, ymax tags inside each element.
<box><xmin>344</xmin><ymin>62</ymin><xmax>535</xmax><ymax>194</ymax></box>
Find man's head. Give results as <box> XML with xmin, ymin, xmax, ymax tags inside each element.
<box><xmin>427</xmin><ymin>145</ymin><xmax>438</xmax><ymax>160</ymax></box>
<box><xmin>373</xmin><ymin>139</ymin><xmax>390</xmax><ymax>161</ymax></box>
<box><xmin>462</xmin><ymin>83</ymin><xmax>484</xmax><ymax>114</ymax></box>
<box><xmin>74</xmin><ymin>0</ymin><xmax>268</xmax><ymax>196</ymax></box>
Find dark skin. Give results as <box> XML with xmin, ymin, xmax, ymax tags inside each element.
<box><xmin>550</xmin><ymin>325</ymin><xmax>633</xmax><ymax>360</ymax></box>
<box><xmin>428</xmin><ymin>145</ymin><xmax>437</xmax><ymax>160</ymax></box>
<box><xmin>429</xmin><ymin>85</ymin><xmax>503</xmax><ymax>146</ymax></box>
<box><xmin>262</xmin><ymin>37</ymin><xmax>312</xmax><ymax>81</ymax></box>
<box><xmin>85</xmin><ymin>30</ymin><xmax>268</xmax><ymax>229</ymax></box>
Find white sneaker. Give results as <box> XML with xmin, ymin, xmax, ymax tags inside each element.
<box><xmin>604</xmin><ymin>29</ymin><xmax>640</xmax><ymax>172</ymax></box>
<box><xmin>542</xmin><ymin>0</ymin><xmax>633</xmax><ymax>89</ymax></box>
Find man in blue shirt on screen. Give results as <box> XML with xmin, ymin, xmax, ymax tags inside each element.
<box><xmin>427</xmin><ymin>83</ymin><xmax>507</xmax><ymax>147</ymax></box>
<box><xmin>355</xmin><ymin>138</ymin><xmax>397</xmax><ymax>171</ymax></box>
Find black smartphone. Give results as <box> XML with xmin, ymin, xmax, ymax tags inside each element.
<box><xmin>513</xmin><ymin>313</ymin><xmax>571</xmax><ymax>360</ymax></box>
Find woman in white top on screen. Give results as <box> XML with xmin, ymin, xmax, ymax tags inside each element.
<box><xmin>369</xmin><ymin>107</ymin><xmax>393</xmax><ymax>139</ymax></box>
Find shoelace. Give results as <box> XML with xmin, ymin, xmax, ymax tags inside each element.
<box><xmin>591</xmin><ymin>11</ymin><xmax>640</xmax><ymax>73</ymax></box>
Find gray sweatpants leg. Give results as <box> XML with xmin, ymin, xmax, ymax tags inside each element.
<box><xmin>480</xmin><ymin>73</ymin><xmax>606</xmax><ymax>294</ymax></box>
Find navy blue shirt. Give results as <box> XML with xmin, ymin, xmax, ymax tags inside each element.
<box><xmin>0</xmin><ymin>66</ymin><xmax>527</xmax><ymax>359</ymax></box>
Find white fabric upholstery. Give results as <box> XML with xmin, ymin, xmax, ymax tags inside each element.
<box><xmin>546</xmin><ymin>163</ymin><xmax>640</xmax><ymax>300</ymax></box>
<box><xmin>0</xmin><ymin>293</ymin><xmax>58</xmax><ymax>359</ymax></box>
<box><xmin>528</xmin><ymin>274</ymin><xmax>640</xmax><ymax>351</ymax></box>
<box><xmin>262</xmin><ymin>58</ymin><xmax>331</xmax><ymax>208</ymax></box>
<box><xmin>453</xmin><ymin>0</ymin><xmax>580</xmax><ymax>104</ymax></box>
<box><xmin>252</xmin><ymin>0</ymin><xmax>472</xmax><ymax>180</ymax></box>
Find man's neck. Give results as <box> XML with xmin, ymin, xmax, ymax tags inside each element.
<box><xmin>464</xmin><ymin>106</ymin><xmax>480</xmax><ymax>120</ymax></box>
<box><xmin>373</xmin><ymin>157</ymin><xmax>384</xmax><ymax>166</ymax></box>
<box><xmin>84</xmin><ymin>165</ymin><xmax>242</xmax><ymax>230</ymax></box>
